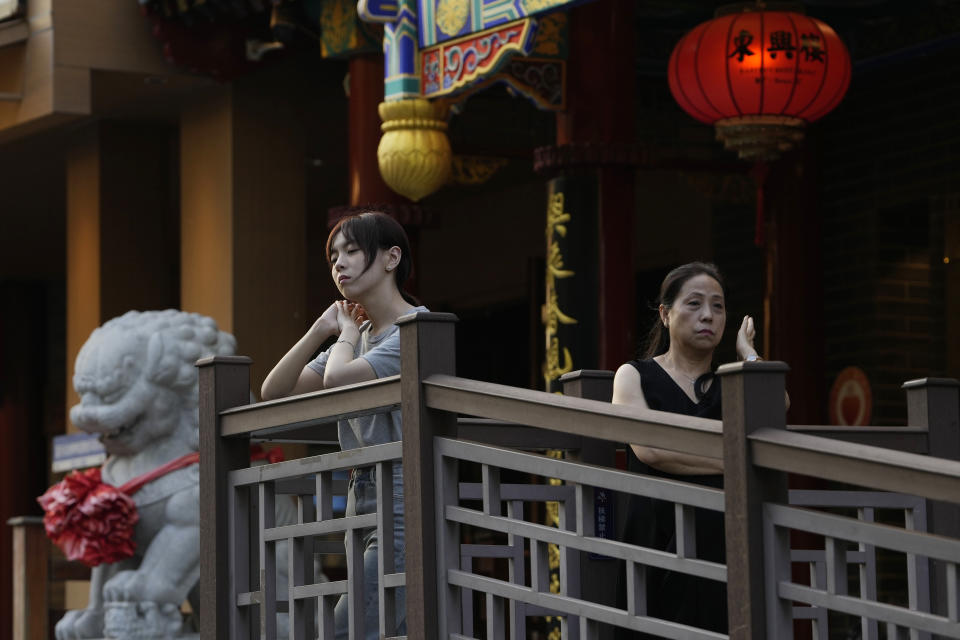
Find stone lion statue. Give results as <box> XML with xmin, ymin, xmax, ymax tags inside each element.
<box><xmin>56</xmin><ymin>310</ymin><xmax>235</xmax><ymax>639</ymax></box>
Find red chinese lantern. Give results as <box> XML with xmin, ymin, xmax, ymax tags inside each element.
<box><xmin>668</xmin><ymin>4</ymin><xmax>851</xmax><ymax>243</ymax></box>
<box><xmin>669</xmin><ymin>4</ymin><xmax>850</xmax><ymax>160</ymax></box>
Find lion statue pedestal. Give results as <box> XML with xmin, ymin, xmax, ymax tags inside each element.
<box><xmin>104</xmin><ymin>601</ymin><xmax>192</xmax><ymax>639</ymax></box>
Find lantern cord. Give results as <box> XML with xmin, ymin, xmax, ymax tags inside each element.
<box><xmin>751</xmin><ymin>162</ymin><xmax>769</xmax><ymax>247</ymax></box>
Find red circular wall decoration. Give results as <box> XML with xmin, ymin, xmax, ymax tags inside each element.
<box><xmin>828</xmin><ymin>366</ymin><xmax>873</xmax><ymax>427</ymax></box>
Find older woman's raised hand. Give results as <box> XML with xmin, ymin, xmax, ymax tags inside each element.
<box><xmin>736</xmin><ymin>315</ymin><xmax>758</xmax><ymax>361</ymax></box>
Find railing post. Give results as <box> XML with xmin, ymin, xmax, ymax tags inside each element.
<box><xmin>561</xmin><ymin>369</ymin><xmax>617</xmax><ymax>640</ymax></box>
<box><xmin>397</xmin><ymin>311</ymin><xmax>458</xmax><ymax>640</ymax></box>
<box><xmin>560</xmin><ymin>369</ymin><xmax>615</xmax><ymax>468</ymax></box>
<box><xmin>560</xmin><ymin>370</ymin><xmax>615</xmax><ymax>469</ymax></box>
<box><xmin>8</xmin><ymin>516</ymin><xmax>47</xmax><ymax>640</ymax></box>
<box><xmin>560</xmin><ymin>369</ymin><xmax>614</xmax><ymax>404</ymax></box>
<box><xmin>717</xmin><ymin>360</ymin><xmax>790</xmax><ymax>640</ymax></box>
<box><xmin>903</xmin><ymin>376</ymin><xmax>960</xmax><ymax>618</ymax></box>
<box><xmin>197</xmin><ymin>355</ymin><xmax>253</xmax><ymax>640</ymax></box>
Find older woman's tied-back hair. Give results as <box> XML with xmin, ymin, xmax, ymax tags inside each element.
<box><xmin>641</xmin><ymin>261</ymin><xmax>726</xmax><ymax>360</ymax></box>
<box><xmin>326</xmin><ymin>211</ymin><xmax>419</xmax><ymax>306</ymax></box>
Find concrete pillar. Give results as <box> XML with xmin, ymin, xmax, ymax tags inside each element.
<box><xmin>180</xmin><ymin>78</ymin><xmax>307</xmax><ymax>393</ymax></box>
<box><xmin>65</xmin><ymin>129</ymin><xmax>101</xmax><ymax>420</ymax></box>
<box><xmin>65</xmin><ymin>122</ymin><xmax>179</xmax><ymax>420</ymax></box>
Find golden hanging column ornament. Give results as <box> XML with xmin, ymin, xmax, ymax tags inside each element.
<box><xmin>377</xmin><ymin>98</ymin><xmax>452</xmax><ymax>201</ymax></box>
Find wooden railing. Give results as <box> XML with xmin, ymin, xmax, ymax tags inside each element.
<box><xmin>198</xmin><ymin>311</ymin><xmax>960</xmax><ymax>639</ymax></box>
<box><xmin>7</xmin><ymin>516</ymin><xmax>47</xmax><ymax>640</ymax></box>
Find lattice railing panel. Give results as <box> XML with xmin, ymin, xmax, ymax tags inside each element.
<box><xmin>434</xmin><ymin>437</ymin><xmax>728</xmax><ymax>639</ymax></box>
<box><xmin>764</xmin><ymin>500</ymin><xmax>960</xmax><ymax>639</ymax></box>
<box><xmin>228</xmin><ymin>441</ymin><xmax>404</xmax><ymax>639</ymax></box>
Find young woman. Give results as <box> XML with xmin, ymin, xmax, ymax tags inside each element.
<box><xmin>611</xmin><ymin>262</ymin><xmax>760</xmax><ymax>638</ymax></box>
<box><xmin>261</xmin><ymin>210</ymin><xmax>426</xmax><ymax>639</ymax></box>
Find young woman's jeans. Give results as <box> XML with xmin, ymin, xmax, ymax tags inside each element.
<box><xmin>334</xmin><ymin>463</ymin><xmax>406</xmax><ymax>639</ymax></box>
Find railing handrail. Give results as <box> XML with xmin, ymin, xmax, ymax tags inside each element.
<box><xmin>210</xmin><ymin>372</ymin><xmax>956</xmax><ymax>499</ymax></box>
<box><xmin>788</xmin><ymin>425</ymin><xmax>929</xmax><ymax>433</ymax></box>
<box><xmin>750</xmin><ymin>426</ymin><xmax>960</xmax><ymax>503</ymax></box>
<box><xmin>209</xmin><ymin>369</ymin><xmax>957</xmax><ymax>504</ymax></box>
<box><xmin>219</xmin><ymin>375</ymin><xmax>401</xmax><ymax>438</ymax></box>
<box><xmin>785</xmin><ymin>425</ymin><xmax>931</xmax><ymax>453</ymax></box>
<box><xmin>423</xmin><ymin>373</ymin><xmax>724</xmax><ymax>459</ymax></box>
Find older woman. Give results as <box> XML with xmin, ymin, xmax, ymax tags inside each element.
<box><xmin>612</xmin><ymin>262</ymin><xmax>760</xmax><ymax>638</ymax></box>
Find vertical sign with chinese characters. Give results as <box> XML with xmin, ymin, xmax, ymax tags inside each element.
<box><xmin>542</xmin><ymin>189</ymin><xmax>576</xmax><ymax>389</ymax></box>
<box><xmin>541</xmin><ymin>175</ymin><xmax>598</xmax><ymax>393</ymax></box>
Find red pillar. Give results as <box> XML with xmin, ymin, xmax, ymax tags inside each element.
<box><xmin>765</xmin><ymin>146</ymin><xmax>826</xmax><ymax>424</ymax></box>
<box><xmin>347</xmin><ymin>54</ymin><xmax>396</xmax><ymax>207</ymax></box>
<box><xmin>553</xmin><ymin>0</ymin><xmax>636</xmax><ymax>371</ymax></box>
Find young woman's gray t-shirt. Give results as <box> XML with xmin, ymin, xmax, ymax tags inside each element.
<box><xmin>306</xmin><ymin>306</ymin><xmax>427</xmax><ymax>450</ymax></box>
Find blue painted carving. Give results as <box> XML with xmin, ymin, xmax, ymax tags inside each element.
<box><xmin>358</xmin><ymin>0</ymin><xmax>585</xmax><ymax>100</ymax></box>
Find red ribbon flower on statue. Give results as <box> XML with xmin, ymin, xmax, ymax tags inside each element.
<box><xmin>38</xmin><ymin>452</ymin><xmax>201</xmax><ymax>568</ymax></box>
<box><xmin>37</xmin><ymin>445</ymin><xmax>284</xmax><ymax>568</ymax></box>
<box><xmin>37</xmin><ymin>467</ymin><xmax>140</xmax><ymax>567</ymax></box>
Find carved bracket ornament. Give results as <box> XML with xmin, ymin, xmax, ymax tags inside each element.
<box><xmin>428</xmin><ymin>10</ymin><xmax>567</xmax><ymax>111</ymax></box>
<box><xmin>421</xmin><ymin>19</ymin><xmax>537</xmax><ymax>97</ymax></box>
<box><xmin>449</xmin><ymin>155</ymin><xmax>508</xmax><ymax>185</ymax></box>
<box><xmin>358</xmin><ymin>0</ymin><xmax>583</xmax><ymax>101</ymax></box>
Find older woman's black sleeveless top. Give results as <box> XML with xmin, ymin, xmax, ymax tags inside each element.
<box><xmin>630</xmin><ymin>358</ymin><xmax>721</xmax><ymax>419</ymax></box>
<box><xmin>615</xmin><ymin>358</ymin><xmax>726</xmax><ymax>639</ymax></box>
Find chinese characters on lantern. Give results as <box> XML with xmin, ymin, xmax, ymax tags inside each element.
<box><xmin>768</xmin><ymin>31</ymin><xmax>796</xmax><ymax>59</ymax></box>
<box><xmin>729</xmin><ymin>29</ymin><xmax>755</xmax><ymax>61</ymax></box>
<box><xmin>728</xmin><ymin>29</ymin><xmax>828</xmax><ymax>64</ymax></box>
<box><xmin>800</xmin><ymin>33</ymin><xmax>825</xmax><ymax>62</ymax></box>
